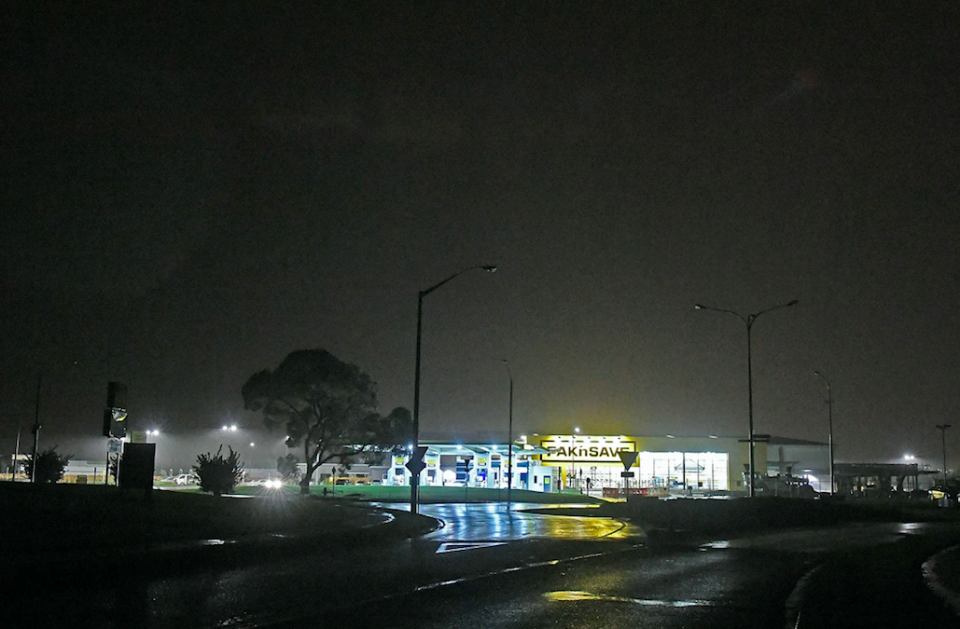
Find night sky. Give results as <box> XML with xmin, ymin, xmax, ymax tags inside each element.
<box><xmin>2</xmin><ymin>3</ymin><xmax>958</xmax><ymax>469</ymax></box>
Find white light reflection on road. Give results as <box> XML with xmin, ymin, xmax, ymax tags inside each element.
<box><xmin>377</xmin><ymin>502</ymin><xmax>642</xmax><ymax>542</ymax></box>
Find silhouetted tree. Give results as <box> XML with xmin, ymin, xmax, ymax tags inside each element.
<box><xmin>193</xmin><ymin>445</ymin><xmax>244</xmax><ymax>497</ymax></box>
<box><xmin>25</xmin><ymin>447</ymin><xmax>70</xmax><ymax>483</ymax></box>
<box><xmin>242</xmin><ymin>349</ymin><xmax>412</xmax><ymax>494</ymax></box>
<box><xmin>276</xmin><ymin>453</ymin><xmax>301</xmax><ymax>481</ymax></box>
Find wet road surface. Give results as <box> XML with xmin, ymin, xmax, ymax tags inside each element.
<box><xmin>394</xmin><ymin>502</ymin><xmax>643</xmax><ymax>542</ymax></box>
<box><xmin>9</xmin><ymin>503</ymin><xmax>960</xmax><ymax>629</ymax></box>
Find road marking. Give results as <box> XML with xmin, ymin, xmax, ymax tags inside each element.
<box><xmin>436</xmin><ymin>541</ymin><xmax>506</xmax><ymax>554</ymax></box>
<box><xmin>544</xmin><ymin>591</ymin><xmax>716</xmax><ymax>607</ymax></box>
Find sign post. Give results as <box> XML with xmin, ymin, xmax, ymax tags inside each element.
<box><xmin>618</xmin><ymin>451</ymin><xmax>639</xmax><ymax>499</ymax></box>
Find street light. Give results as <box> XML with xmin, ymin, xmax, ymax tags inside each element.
<box><xmin>503</xmin><ymin>359</ymin><xmax>514</xmax><ymax>509</ymax></box>
<box><xmin>937</xmin><ymin>424</ymin><xmax>951</xmax><ymax>489</ymax></box>
<box><xmin>30</xmin><ymin>374</ymin><xmax>41</xmax><ymax>483</ymax></box>
<box><xmin>695</xmin><ymin>299</ymin><xmax>799</xmax><ymax>497</ymax></box>
<box><xmin>410</xmin><ymin>265</ymin><xmax>498</xmax><ymax>514</ymax></box>
<box><xmin>814</xmin><ymin>370</ymin><xmax>834</xmax><ymax>495</ymax></box>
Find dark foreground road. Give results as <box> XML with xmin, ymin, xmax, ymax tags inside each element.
<box><xmin>7</xmin><ymin>503</ymin><xmax>960</xmax><ymax>629</ymax></box>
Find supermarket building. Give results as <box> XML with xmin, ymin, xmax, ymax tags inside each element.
<box><xmin>356</xmin><ymin>432</ymin><xmax>830</xmax><ymax>494</ymax></box>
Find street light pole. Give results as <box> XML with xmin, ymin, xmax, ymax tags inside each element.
<box><xmin>503</xmin><ymin>359</ymin><xmax>514</xmax><ymax>509</ymax></box>
<box><xmin>814</xmin><ymin>371</ymin><xmax>834</xmax><ymax>495</ymax></box>
<box><xmin>410</xmin><ymin>265</ymin><xmax>497</xmax><ymax>514</ymax></box>
<box><xmin>937</xmin><ymin>424</ymin><xmax>951</xmax><ymax>489</ymax></box>
<box><xmin>30</xmin><ymin>373</ymin><xmax>41</xmax><ymax>483</ymax></box>
<box><xmin>695</xmin><ymin>300</ymin><xmax>798</xmax><ymax>498</ymax></box>
<box><xmin>12</xmin><ymin>423</ymin><xmax>21</xmax><ymax>482</ymax></box>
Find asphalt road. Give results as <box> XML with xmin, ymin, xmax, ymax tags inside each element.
<box><xmin>9</xmin><ymin>502</ymin><xmax>960</xmax><ymax>629</ymax></box>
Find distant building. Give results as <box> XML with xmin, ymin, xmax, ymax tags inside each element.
<box><xmin>834</xmin><ymin>462</ymin><xmax>934</xmax><ymax>496</ymax></box>
<box><xmin>766</xmin><ymin>436</ymin><xmax>831</xmax><ymax>493</ymax></box>
<box><xmin>373</xmin><ymin>432</ymin><xmax>781</xmax><ymax>495</ymax></box>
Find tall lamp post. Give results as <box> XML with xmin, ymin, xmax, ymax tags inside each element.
<box><xmin>30</xmin><ymin>374</ymin><xmax>42</xmax><ymax>483</ymax></box>
<box><xmin>695</xmin><ymin>299</ymin><xmax>799</xmax><ymax>498</ymax></box>
<box><xmin>937</xmin><ymin>424</ymin><xmax>951</xmax><ymax>489</ymax></box>
<box><xmin>410</xmin><ymin>265</ymin><xmax>497</xmax><ymax>514</ymax></box>
<box><xmin>814</xmin><ymin>370</ymin><xmax>834</xmax><ymax>495</ymax></box>
<box><xmin>503</xmin><ymin>359</ymin><xmax>514</xmax><ymax>508</ymax></box>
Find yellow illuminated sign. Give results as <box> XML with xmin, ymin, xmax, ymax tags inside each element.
<box><xmin>539</xmin><ymin>435</ymin><xmax>637</xmax><ymax>463</ymax></box>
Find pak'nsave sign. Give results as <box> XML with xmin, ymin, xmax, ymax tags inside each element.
<box><xmin>540</xmin><ymin>435</ymin><xmax>637</xmax><ymax>463</ymax></box>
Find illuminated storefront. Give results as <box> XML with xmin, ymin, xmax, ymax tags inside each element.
<box><xmin>529</xmin><ymin>434</ymin><xmax>755</xmax><ymax>492</ymax></box>
<box><xmin>379</xmin><ymin>433</ymin><xmax>774</xmax><ymax>494</ymax></box>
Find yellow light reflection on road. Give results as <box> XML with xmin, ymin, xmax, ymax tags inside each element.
<box><xmin>545</xmin><ymin>591</ymin><xmax>714</xmax><ymax>607</ymax></box>
<box><xmin>534</xmin><ymin>514</ymin><xmax>639</xmax><ymax>540</ymax></box>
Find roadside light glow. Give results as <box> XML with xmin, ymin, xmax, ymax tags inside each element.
<box><xmin>230</xmin><ymin>425</ymin><xmax>237</xmax><ymax>432</ymax></box>
<box><xmin>249</xmin><ymin>442</ymin><xmax>255</xmax><ymax>447</ymax></box>
<box><xmin>221</xmin><ymin>426</ymin><xmax>228</xmax><ymax>431</ymax></box>
<box><xmin>904</xmin><ymin>454</ymin><xmax>915</xmax><ymax>460</ymax></box>
<box><xmin>265</xmin><ymin>479</ymin><xmax>282</xmax><ymax>489</ymax></box>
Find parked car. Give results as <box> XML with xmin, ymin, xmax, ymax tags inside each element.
<box><xmin>174</xmin><ymin>473</ymin><xmax>199</xmax><ymax>485</ymax></box>
<box><xmin>333</xmin><ymin>477</ymin><xmax>370</xmax><ymax>486</ymax></box>
<box><xmin>929</xmin><ymin>485</ymin><xmax>958</xmax><ymax>507</ymax></box>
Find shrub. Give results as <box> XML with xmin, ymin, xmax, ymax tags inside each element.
<box><xmin>25</xmin><ymin>446</ymin><xmax>70</xmax><ymax>483</ymax></box>
<box><xmin>193</xmin><ymin>445</ymin><xmax>244</xmax><ymax>496</ymax></box>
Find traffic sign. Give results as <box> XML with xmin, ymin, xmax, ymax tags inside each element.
<box><xmin>618</xmin><ymin>451</ymin><xmax>638</xmax><ymax>470</ymax></box>
<box><xmin>405</xmin><ymin>446</ymin><xmax>428</xmax><ymax>475</ymax></box>
<box><xmin>620</xmin><ymin>471</ymin><xmax>635</xmax><ymax>478</ymax></box>
<box><xmin>405</xmin><ymin>458</ymin><xmax>425</xmax><ymax>475</ymax></box>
